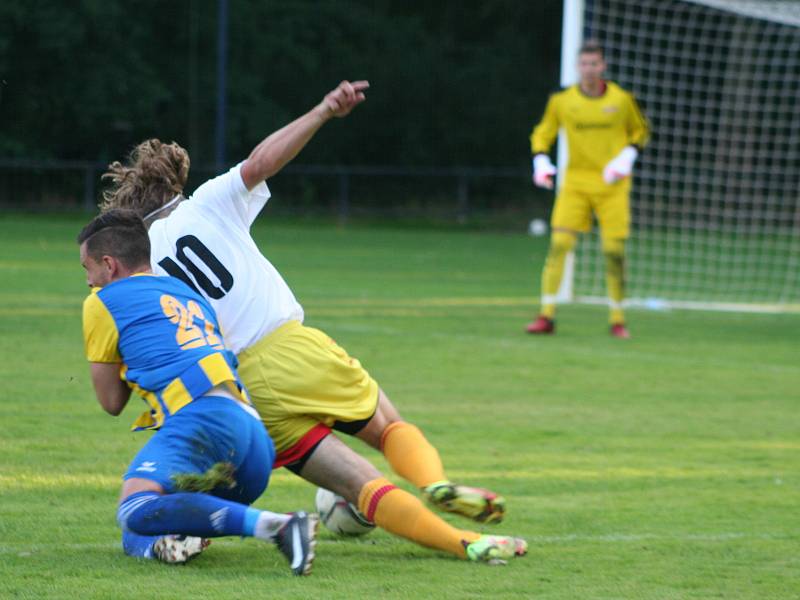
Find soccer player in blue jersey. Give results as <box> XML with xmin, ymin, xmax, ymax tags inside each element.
<box><xmin>99</xmin><ymin>81</ymin><xmax>528</xmax><ymax>565</ymax></box>
<box><xmin>78</xmin><ymin>209</ymin><xmax>317</xmax><ymax>575</ymax></box>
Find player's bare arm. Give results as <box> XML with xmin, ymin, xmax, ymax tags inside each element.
<box><xmin>89</xmin><ymin>361</ymin><xmax>131</xmax><ymax>416</ymax></box>
<box><xmin>320</xmin><ymin>80</ymin><xmax>369</xmax><ymax>118</ymax></box>
<box><xmin>240</xmin><ymin>80</ymin><xmax>369</xmax><ymax>190</ymax></box>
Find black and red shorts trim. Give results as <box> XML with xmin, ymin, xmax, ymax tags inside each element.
<box><xmin>275</xmin><ymin>423</ymin><xmax>331</xmax><ymax>474</ymax></box>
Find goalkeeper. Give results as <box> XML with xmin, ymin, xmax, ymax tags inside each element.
<box><xmin>528</xmin><ymin>40</ymin><xmax>650</xmax><ymax>338</ymax></box>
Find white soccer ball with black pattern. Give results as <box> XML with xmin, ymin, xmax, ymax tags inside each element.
<box><xmin>315</xmin><ymin>487</ymin><xmax>375</xmax><ymax>537</ymax></box>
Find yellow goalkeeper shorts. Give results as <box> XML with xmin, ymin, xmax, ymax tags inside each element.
<box><xmin>551</xmin><ymin>182</ymin><xmax>631</xmax><ymax>239</ymax></box>
<box><xmin>236</xmin><ymin>320</ymin><xmax>379</xmax><ymax>466</ymax></box>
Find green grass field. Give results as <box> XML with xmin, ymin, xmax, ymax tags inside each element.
<box><xmin>1</xmin><ymin>213</ymin><xmax>798</xmax><ymax>599</ymax></box>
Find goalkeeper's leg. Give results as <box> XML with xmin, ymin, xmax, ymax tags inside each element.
<box><xmin>539</xmin><ymin>230</ymin><xmax>578</xmax><ymax>319</ymax></box>
<box><xmin>596</xmin><ymin>187</ymin><xmax>631</xmax><ymax>334</ymax></box>
<box><xmin>602</xmin><ymin>236</ymin><xmax>626</xmax><ymax>325</ymax></box>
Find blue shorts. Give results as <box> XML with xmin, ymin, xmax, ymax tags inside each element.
<box><xmin>124</xmin><ymin>396</ymin><xmax>274</xmax><ymax>505</ymax></box>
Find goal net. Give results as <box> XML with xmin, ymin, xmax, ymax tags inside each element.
<box><xmin>563</xmin><ymin>0</ymin><xmax>800</xmax><ymax>313</ymax></box>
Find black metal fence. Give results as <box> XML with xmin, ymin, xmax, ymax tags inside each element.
<box><xmin>0</xmin><ymin>159</ymin><xmax>546</xmax><ymax>226</ymax></box>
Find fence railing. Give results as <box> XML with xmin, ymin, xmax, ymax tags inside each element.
<box><xmin>0</xmin><ymin>158</ymin><xmax>543</xmax><ymax>224</ymax></box>
<box><xmin>0</xmin><ymin>158</ymin><xmax>103</xmax><ymax>211</ymax></box>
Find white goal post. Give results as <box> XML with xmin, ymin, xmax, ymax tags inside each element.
<box><xmin>557</xmin><ymin>0</ymin><xmax>800</xmax><ymax>313</ymax></box>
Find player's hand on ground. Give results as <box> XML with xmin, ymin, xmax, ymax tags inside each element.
<box><xmin>603</xmin><ymin>146</ymin><xmax>638</xmax><ymax>184</ymax></box>
<box><xmin>322</xmin><ymin>80</ymin><xmax>369</xmax><ymax>118</ymax></box>
<box><xmin>532</xmin><ymin>154</ymin><xmax>557</xmax><ymax>189</ymax></box>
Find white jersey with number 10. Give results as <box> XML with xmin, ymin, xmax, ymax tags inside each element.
<box><xmin>148</xmin><ymin>164</ymin><xmax>304</xmax><ymax>355</ymax></box>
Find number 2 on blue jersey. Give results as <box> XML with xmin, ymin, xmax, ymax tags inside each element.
<box><xmin>160</xmin><ymin>294</ymin><xmax>224</xmax><ymax>350</ymax></box>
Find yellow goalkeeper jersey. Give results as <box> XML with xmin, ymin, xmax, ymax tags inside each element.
<box><xmin>530</xmin><ymin>81</ymin><xmax>650</xmax><ymax>191</ymax></box>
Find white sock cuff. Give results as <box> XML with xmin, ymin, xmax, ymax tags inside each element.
<box><xmin>254</xmin><ymin>511</ymin><xmax>291</xmax><ymax>541</ymax></box>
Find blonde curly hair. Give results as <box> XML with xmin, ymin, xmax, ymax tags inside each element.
<box><xmin>100</xmin><ymin>139</ymin><xmax>190</xmax><ymax>218</ymax></box>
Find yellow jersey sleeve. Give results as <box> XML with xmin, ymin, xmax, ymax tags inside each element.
<box><xmin>82</xmin><ymin>290</ymin><xmax>121</xmax><ymax>363</ymax></box>
<box><xmin>625</xmin><ymin>92</ymin><xmax>650</xmax><ymax>149</ymax></box>
<box><xmin>530</xmin><ymin>93</ymin><xmax>562</xmax><ymax>155</ymax></box>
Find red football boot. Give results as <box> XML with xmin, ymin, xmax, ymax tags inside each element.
<box><xmin>525</xmin><ymin>316</ymin><xmax>555</xmax><ymax>334</ymax></box>
<box><xmin>610</xmin><ymin>323</ymin><xmax>630</xmax><ymax>339</ymax></box>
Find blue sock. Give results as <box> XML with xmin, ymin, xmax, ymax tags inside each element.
<box><xmin>118</xmin><ymin>491</ymin><xmax>262</xmax><ymax>538</ymax></box>
<box><xmin>121</xmin><ymin>530</ymin><xmax>161</xmax><ymax>559</ymax></box>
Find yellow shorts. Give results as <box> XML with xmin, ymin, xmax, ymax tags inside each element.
<box><xmin>551</xmin><ymin>182</ymin><xmax>631</xmax><ymax>239</ymax></box>
<box><xmin>236</xmin><ymin>320</ymin><xmax>379</xmax><ymax>467</ymax></box>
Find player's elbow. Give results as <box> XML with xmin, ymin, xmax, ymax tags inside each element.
<box><xmin>96</xmin><ymin>390</ymin><xmax>128</xmax><ymax>416</ymax></box>
<box><xmin>241</xmin><ymin>156</ymin><xmax>276</xmax><ymax>190</ymax></box>
<box><xmin>99</xmin><ymin>398</ymin><xmax>125</xmax><ymax>416</ymax></box>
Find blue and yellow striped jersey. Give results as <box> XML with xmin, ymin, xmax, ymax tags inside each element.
<box><xmin>82</xmin><ymin>273</ymin><xmax>247</xmax><ymax>431</ymax></box>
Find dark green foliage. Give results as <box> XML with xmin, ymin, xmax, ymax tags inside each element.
<box><xmin>0</xmin><ymin>1</ymin><xmax>562</xmax><ymax>166</ymax></box>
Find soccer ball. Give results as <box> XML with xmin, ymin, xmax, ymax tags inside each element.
<box><xmin>315</xmin><ymin>487</ymin><xmax>375</xmax><ymax>537</ymax></box>
<box><xmin>528</xmin><ymin>218</ymin><xmax>548</xmax><ymax>237</ymax></box>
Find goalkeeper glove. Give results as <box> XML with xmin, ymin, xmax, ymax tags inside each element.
<box><xmin>603</xmin><ymin>146</ymin><xmax>639</xmax><ymax>184</ymax></box>
<box><xmin>532</xmin><ymin>154</ymin><xmax>557</xmax><ymax>189</ymax></box>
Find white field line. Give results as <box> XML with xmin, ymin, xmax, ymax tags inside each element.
<box><xmin>6</xmin><ymin>293</ymin><xmax>800</xmax><ymax>317</ymax></box>
<box><xmin>0</xmin><ymin>467</ymin><xmax>791</xmax><ymax>491</ymax></box>
<box><xmin>526</xmin><ymin>532</ymin><xmax>799</xmax><ymax>543</ymax></box>
<box><xmin>1</xmin><ymin>531</ymin><xmax>797</xmax><ymax>555</ymax></box>
<box><xmin>577</xmin><ymin>295</ymin><xmax>800</xmax><ymax>315</ymax></box>
<box><xmin>0</xmin><ymin>470</ymin><xmax>310</xmax><ymax>491</ymax></box>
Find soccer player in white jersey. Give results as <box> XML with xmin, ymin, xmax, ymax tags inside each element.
<box><xmin>100</xmin><ymin>80</ymin><xmax>527</xmax><ymax>564</ymax></box>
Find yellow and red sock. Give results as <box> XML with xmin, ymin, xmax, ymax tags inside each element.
<box><xmin>358</xmin><ymin>477</ymin><xmax>479</xmax><ymax>559</ymax></box>
<box><xmin>381</xmin><ymin>422</ymin><xmax>445</xmax><ymax>489</ymax></box>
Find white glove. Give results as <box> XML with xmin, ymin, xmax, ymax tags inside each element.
<box><xmin>532</xmin><ymin>154</ymin><xmax>557</xmax><ymax>189</ymax></box>
<box><xmin>603</xmin><ymin>146</ymin><xmax>639</xmax><ymax>184</ymax></box>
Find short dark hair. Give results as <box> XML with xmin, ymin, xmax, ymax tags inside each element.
<box><xmin>77</xmin><ymin>209</ymin><xmax>151</xmax><ymax>269</ymax></box>
<box><xmin>579</xmin><ymin>40</ymin><xmax>604</xmax><ymax>57</ymax></box>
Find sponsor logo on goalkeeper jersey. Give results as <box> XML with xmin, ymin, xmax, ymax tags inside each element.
<box><xmin>575</xmin><ymin>121</ymin><xmax>613</xmax><ymax>130</ymax></box>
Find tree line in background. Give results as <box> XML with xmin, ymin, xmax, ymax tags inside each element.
<box><xmin>0</xmin><ymin>1</ymin><xmax>562</xmax><ymax>169</ymax></box>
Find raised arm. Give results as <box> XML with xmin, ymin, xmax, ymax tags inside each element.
<box><xmin>240</xmin><ymin>80</ymin><xmax>369</xmax><ymax>190</ymax></box>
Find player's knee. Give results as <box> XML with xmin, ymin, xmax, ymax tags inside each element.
<box><xmin>376</xmin><ymin>388</ymin><xmax>402</xmax><ymax>423</ymax></box>
<box><xmin>117</xmin><ymin>491</ymin><xmax>160</xmax><ymax>532</ymax></box>
<box><xmin>602</xmin><ymin>239</ymin><xmax>625</xmax><ymax>279</ymax></box>
<box><xmin>602</xmin><ymin>237</ymin><xmax>625</xmax><ymax>260</ymax></box>
<box><xmin>549</xmin><ymin>231</ymin><xmax>577</xmax><ymax>257</ymax></box>
<box><xmin>358</xmin><ymin>390</ymin><xmax>402</xmax><ymax>450</ymax></box>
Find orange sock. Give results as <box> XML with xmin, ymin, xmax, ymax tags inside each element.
<box><xmin>380</xmin><ymin>422</ymin><xmax>446</xmax><ymax>488</ymax></box>
<box><xmin>358</xmin><ymin>477</ymin><xmax>480</xmax><ymax>559</ymax></box>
